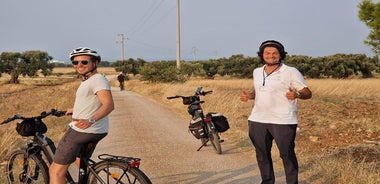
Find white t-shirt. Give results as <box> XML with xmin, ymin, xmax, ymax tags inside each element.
<box><xmin>69</xmin><ymin>73</ymin><xmax>111</xmax><ymax>133</ymax></box>
<box><xmin>248</xmin><ymin>64</ymin><xmax>307</xmax><ymax>125</ymax></box>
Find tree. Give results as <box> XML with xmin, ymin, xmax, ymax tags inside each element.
<box><xmin>112</xmin><ymin>58</ymin><xmax>146</xmax><ymax>75</ymax></box>
<box><xmin>0</xmin><ymin>50</ymin><xmax>53</xmax><ymax>83</ymax></box>
<box><xmin>358</xmin><ymin>0</ymin><xmax>380</xmax><ymax>56</ymax></box>
<box><xmin>139</xmin><ymin>61</ymin><xmax>184</xmax><ymax>82</ymax></box>
<box><xmin>179</xmin><ymin>62</ymin><xmax>205</xmax><ymax>78</ymax></box>
<box><xmin>0</xmin><ymin>52</ymin><xmax>21</xmax><ymax>83</ymax></box>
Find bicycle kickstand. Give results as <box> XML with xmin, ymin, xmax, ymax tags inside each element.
<box><xmin>196</xmin><ymin>142</ymin><xmax>207</xmax><ymax>151</ymax></box>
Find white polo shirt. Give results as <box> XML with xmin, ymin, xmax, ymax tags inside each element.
<box><xmin>248</xmin><ymin>64</ymin><xmax>308</xmax><ymax>125</ymax></box>
<box><xmin>69</xmin><ymin>73</ymin><xmax>111</xmax><ymax>134</ymax></box>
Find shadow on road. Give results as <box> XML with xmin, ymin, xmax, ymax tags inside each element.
<box><xmin>151</xmin><ymin>164</ymin><xmax>261</xmax><ymax>184</ymax></box>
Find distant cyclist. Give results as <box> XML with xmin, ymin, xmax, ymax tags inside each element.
<box><xmin>117</xmin><ymin>72</ymin><xmax>126</xmax><ymax>91</ymax></box>
<box><xmin>49</xmin><ymin>47</ymin><xmax>115</xmax><ymax>184</ymax></box>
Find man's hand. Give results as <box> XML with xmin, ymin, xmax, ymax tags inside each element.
<box><xmin>240</xmin><ymin>90</ymin><xmax>250</xmax><ymax>102</ymax></box>
<box><xmin>286</xmin><ymin>87</ymin><xmax>298</xmax><ymax>100</ymax></box>
<box><xmin>66</xmin><ymin>108</ymin><xmax>73</xmax><ymax>115</ymax></box>
<box><xmin>72</xmin><ymin>119</ymin><xmax>92</xmax><ymax>130</ymax></box>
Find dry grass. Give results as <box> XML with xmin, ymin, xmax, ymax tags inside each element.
<box><xmin>0</xmin><ymin>72</ymin><xmax>379</xmax><ymax>183</ymax></box>
<box><xmin>306</xmin><ymin>78</ymin><xmax>380</xmax><ymax>100</ymax></box>
<box><xmin>124</xmin><ymin>77</ymin><xmax>380</xmax><ymax>184</ymax></box>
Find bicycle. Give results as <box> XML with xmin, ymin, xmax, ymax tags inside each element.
<box><xmin>1</xmin><ymin>109</ymin><xmax>152</xmax><ymax>184</ymax></box>
<box><xmin>117</xmin><ymin>73</ymin><xmax>126</xmax><ymax>91</ymax></box>
<box><xmin>167</xmin><ymin>87</ymin><xmax>230</xmax><ymax>154</ymax></box>
<box><xmin>119</xmin><ymin>81</ymin><xmax>125</xmax><ymax>91</ymax></box>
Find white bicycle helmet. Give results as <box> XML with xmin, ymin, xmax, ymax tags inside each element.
<box><xmin>69</xmin><ymin>47</ymin><xmax>101</xmax><ymax>61</ymax></box>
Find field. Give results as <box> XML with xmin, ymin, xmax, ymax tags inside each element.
<box><xmin>0</xmin><ymin>67</ymin><xmax>379</xmax><ymax>183</ymax></box>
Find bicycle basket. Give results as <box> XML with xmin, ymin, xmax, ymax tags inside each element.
<box><xmin>208</xmin><ymin>113</ymin><xmax>230</xmax><ymax>133</ymax></box>
<box><xmin>188</xmin><ymin>120</ymin><xmax>205</xmax><ymax>139</ymax></box>
<box><xmin>16</xmin><ymin>118</ymin><xmax>47</xmax><ymax>136</ymax></box>
<box><xmin>182</xmin><ymin>96</ymin><xmax>194</xmax><ymax>105</ymax></box>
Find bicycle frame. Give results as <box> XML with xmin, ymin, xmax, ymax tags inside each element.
<box><xmin>3</xmin><ymin>109</ymin><xmax>152</xmax><ymax>184</ymax></box>
<box><xmin>19</xmin><ymin>128</ymin><xmax>143</xmax><ymax>184</ymax></box>
<box><xmin>1</xmin><ymin>110</ymin><xmax>115</xmax><ymax>183</ymax></box>
<box><xmin>22</xmin><ymin>132</ymin><xmax>77</xmax><ymax>183</ymax></box>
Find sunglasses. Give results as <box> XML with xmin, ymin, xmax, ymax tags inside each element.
<box><xmin>72</xmin><ymin>60</ymin><xmax>90</xmax><ymax>65</ymax></box>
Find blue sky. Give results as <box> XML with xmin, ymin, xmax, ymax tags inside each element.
<box><xmin>0</xmin><ymin>0</ymin><xmax>373</xmax><ymax>62</ymax></box>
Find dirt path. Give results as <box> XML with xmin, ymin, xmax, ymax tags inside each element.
<box><xmin>93</xmin><ymin>88</ymin><xmax>281</xmax><ymax>184</ymax></box>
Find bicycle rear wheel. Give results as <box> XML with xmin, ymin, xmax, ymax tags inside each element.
<box><xmin>88</xmin><ymin>160</ymin><xmax>152</xmax><ymax>184</ymax></box>
<box><xmin>207</xmin><ymin>122</ymin><xmax>222</xmax><ymax>154</ymax></box>
<box><xmin>6</xmin><ymin>149</ymin><xmax>49</xmax><ymax>184</ymax></box>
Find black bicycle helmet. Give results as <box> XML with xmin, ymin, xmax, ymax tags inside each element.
<box><xmin>69</xmin><ymin>47</ymin><xmax>101</xmax><ymax>62</ymax></box>
<box><xmin>257</xmin><ymin>40</ymin><xmax>287</xmax><ymax>61</ymax></box>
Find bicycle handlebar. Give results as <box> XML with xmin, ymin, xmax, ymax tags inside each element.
<box><xmin>166</xmin><ymin>95</ymin><xmax>183</xmax><ymax>100</ymax></box>
<box><xmin>0</xmin><ymin>109</ymin><xmax>67</xmax><ymax>125</ymax></box>
<box><xmin>199</xmin><ymin>90</ymin><xmax>213</xmax><ymax>96</ymax></box>
<box><xmin>166</xmin><ymin>87</ymin><xmax>213</xmax><ymax>100</ymax></box>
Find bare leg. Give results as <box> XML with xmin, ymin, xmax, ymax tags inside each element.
<box><xmin>49</xmin><ymin>162</ymin><xmax>70</xmax><ymax>184</ymax></box>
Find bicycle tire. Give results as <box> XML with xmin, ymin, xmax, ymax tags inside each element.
<box><xmin>88</xmin><ymin>160</ymin><xmax>152</xmax><ymax>184</ymax></box>
<box><xmin>6</xmin><ymin>149</ymin><xmax>49</xmax><ymax>184</ymax></box>
<box><xmin>207</xmin><ymin>122</ymin><xmax>222</xmax><ymax>154</ymax></box>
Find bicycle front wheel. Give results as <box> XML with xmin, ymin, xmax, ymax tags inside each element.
<box><xmin>207</xmin><ymin>122</ymin><xmax>222</xmax><ymax>154</ymax></box>
<box><xmin>88</xmin><ymin>160</ymin><xmax>152</xmax><ymax>184</ymax></box>
<box><xmin>6</xmin><ymin>149</ymin><xmax>49</xmax><ymax>184</ymax></box>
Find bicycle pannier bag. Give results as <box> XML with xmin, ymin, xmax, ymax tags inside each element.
<box><xmin>188</xmin><ymin>119</ymin><xmax>205</xmax><ymax>139</ymax></box>
<box><xmin>16</xmin><ymin>118</ymin><xmax>47</xmax><ymax>136</ymax></box>
<box><xmin>209</xmin><ymin>113</ymin><xmax>230</xmax><ymax>133</ymax></box>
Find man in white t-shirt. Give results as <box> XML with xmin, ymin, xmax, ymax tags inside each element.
<box><xmin>241</xmin><ymin>40</ymin><xmax>312</xmax><ymax>184</ymax></box>
<box><xmin>49</xmin><ymin>47</ymin><xmax>114</xmax><ymax>184</ymax></box>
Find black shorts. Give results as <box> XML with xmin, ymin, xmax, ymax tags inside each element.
<box><xmin>53</xmin><ymin>128</ymin><xmax>107</xmax><ymax>165</ymax></box>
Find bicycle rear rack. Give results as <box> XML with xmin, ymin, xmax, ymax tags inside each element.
<box><xmin>98</xmin><ymin>154</ymin><xmax>141</xmax><ymax>167</ymax></box>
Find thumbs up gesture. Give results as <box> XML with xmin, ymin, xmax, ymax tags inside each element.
<box><xmin>286</xmin><ymin>87</ymin><xmax>298</xmax><ymax>100</ymax></box>
<box><xmin>240</xmin><ymin>90</ymin><xmax>250</xmax><ymax>102</ymax></box>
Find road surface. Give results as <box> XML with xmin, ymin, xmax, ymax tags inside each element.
<box><xmin>93</xmin><ymin>88</ymin><xmax>287</xmax><ymax>184</ymax></box>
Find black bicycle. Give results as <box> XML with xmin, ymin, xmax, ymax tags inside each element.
<box><xmin>167</xmin><ymin>87</ymin><xmax>230</xmax><ymax>154</ymax></box>
<box><xmin>1</xmin><ymin>109</ymin><xmax>152</xmax><ymax>184</ymax></box>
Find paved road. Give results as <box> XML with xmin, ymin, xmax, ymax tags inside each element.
<box><xmin>93</xmin><ymin>88</ymin><xmax>281</xmax><ymax>184</ymax></box>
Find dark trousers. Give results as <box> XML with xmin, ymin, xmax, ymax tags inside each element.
<box><xmin>248</xmin><ymin>121</ymin><xmax>298</xmax><ymax>184</ymax></box>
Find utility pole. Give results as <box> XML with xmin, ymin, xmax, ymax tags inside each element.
<box><xmin>192</xmin><ymin>47</ymin><xmax>198</xmax><ymax>61</ymax></box>
<box><xmin>117</xmin><ymin>33</ymin><xmax>126</xmax><ymax>72</ymax></box>
<box><xmin>176</xmin><ymin>0</ymin><xmax>181</xmax><ymax>69</ymax></box>
<box><xmin>117</xmin><ymin>33</ymin><xmax>126</xmax><ymax>62</ymax></box>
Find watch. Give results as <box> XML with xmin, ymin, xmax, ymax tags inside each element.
<box><xmin>88</xmin><ymin>118</ymin><xmax>96</xmax><ymax>124</ymax></box>
<box><xmin>295</xmin><ymin>91</ymin><xmax>301</xmax><ymax>98</ymax></box>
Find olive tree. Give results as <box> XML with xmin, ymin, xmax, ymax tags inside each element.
<box><xmin>0</xmin><ymin>50</ymin><xmax>53</xmax><ymax>83</ymax></box>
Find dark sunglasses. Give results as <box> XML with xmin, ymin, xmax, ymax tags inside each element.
<box><xmin>72</xmin><ymin>60</ymin><xmax>89</xmax><ymax>65</ymax></box>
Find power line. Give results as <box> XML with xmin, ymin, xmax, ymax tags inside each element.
<box><xmin>128</xmin><ymin>38</ymin><xmax>173</xmax><ymax>51</ymax></box>
<box><xmin>128</xmin><ymin>0</ymin><xmax>166</xmax><ymax>38</ymax></box>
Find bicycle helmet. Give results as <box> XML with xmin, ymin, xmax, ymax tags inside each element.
<box><xmin>69</xmin><ymin>47</ymin><xmax>101</xmax><ymax>61</ymax></box>
<box><xmin>257</xmin><ymin>40</ymin><xmax>287</xmax><ymax>61</ymax></box>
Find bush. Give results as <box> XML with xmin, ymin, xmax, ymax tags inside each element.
<box><xmin>139</xmin><ymin>61</ymin><xmax>186</xmax><ymax>82</ymax></box>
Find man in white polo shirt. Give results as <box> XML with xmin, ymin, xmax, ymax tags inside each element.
<box><xmin>241</xmin><ymin>40</ymin><xmax>312</xmax><ymax>184</ymax></box>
